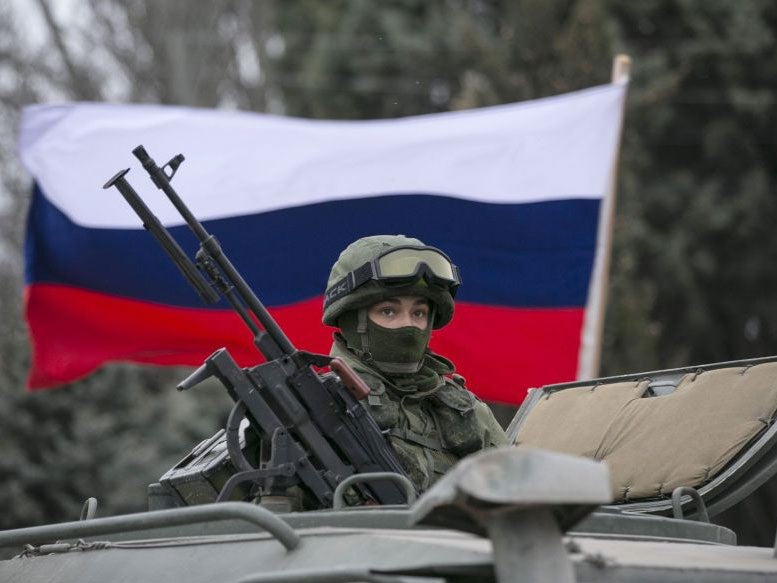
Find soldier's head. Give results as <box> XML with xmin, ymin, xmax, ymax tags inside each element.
<box><xmin>323</xmin><ymin>235</ymin><xmax>460</xmax><ymax>374</ymax></box>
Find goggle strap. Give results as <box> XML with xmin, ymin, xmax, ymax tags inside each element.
<box><xmin>323</xmin><ymin>261</ymin><xmax>375</xmax><ymax>309</ymax></box>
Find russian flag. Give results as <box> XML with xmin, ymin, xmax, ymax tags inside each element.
<box><xmin>19</xmin><ymin>82</ymin><xmax>626</xmax><ymax>403</ymax></box>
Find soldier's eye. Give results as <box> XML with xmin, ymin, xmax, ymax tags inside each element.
<box><xmin>380</xmin><ymin>307</ymin><xmax>395</xmax><ymax>316</ymax></box>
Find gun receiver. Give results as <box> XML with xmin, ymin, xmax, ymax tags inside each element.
<box><xmin>104</xmin><ymin>146</ymin><xmax>411</xmax><ymax>507</ymax></box>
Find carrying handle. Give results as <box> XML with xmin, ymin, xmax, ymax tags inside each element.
<box><xmin>333</xmin><ymin>472</ymin><xmax>416</xmax><ymax>509</ymax></box>
<box><xmin>671</xmin><ymin>486</ymin><xmax>710</xmax><ymax>523</ymax></box>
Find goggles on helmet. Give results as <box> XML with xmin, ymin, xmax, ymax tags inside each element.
<box><xmin>324</xmin><ymin>246</ymin><xmax>461</xmax><ymax>310</ymax></box>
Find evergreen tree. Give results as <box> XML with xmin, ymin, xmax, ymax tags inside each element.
<box><xmin>603</xmin><ymin>0</ymin><xmax>777</xmax><ymax>373</ymax></box>
<box><xmin>0</xmin><ymin>0</ymin><xmax>246</xmax><ymax>528</ymax></box>
<box><xmin>273</xmin><ymin>0</ymin><xmax>614</xmax><ymax>119</ymax></box>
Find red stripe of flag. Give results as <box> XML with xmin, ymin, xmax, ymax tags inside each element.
<box><xmin>26</xmin><ymin>283</ymin><xmax>582</xmax><ymax>403</ymax></box>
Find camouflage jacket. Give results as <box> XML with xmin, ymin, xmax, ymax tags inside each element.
<box><xmin>331</xmin><ymin>339</ymin><xmax>508</xmax><ymax>493</ymax></box>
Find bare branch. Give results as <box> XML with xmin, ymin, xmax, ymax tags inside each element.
<box><xmin>34</xmin><ymin>0</ymin><xmax>103</xmax><ymax>101</ymax></box>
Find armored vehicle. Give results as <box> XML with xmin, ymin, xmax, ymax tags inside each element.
<box><xmin>3</xmin><ymin>354</ymin><xmax>777</xmax><ymax>582</ymax></box>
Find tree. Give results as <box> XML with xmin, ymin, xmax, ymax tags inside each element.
<box><xmin>0</xmin><ymin>0</ymin><xmax>260</xmax><ymax>528</ymax></box>
<box><xmin>273</xmin><ymin>0</ymin><xmax>614</xmax><ymax>119</ymax></box>
<box><xmin>602</xmin><ymin>0</ymin><xmax>777</xmax><ymax>373</ymax></box>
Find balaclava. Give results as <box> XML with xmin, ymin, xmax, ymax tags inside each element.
<box><xmin>337</xmin><ymin>304</ymin><xmax>435</xmax><ymax>375</ymax></box>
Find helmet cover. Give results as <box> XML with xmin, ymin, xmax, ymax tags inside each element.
<box><xmin>322</xmin><ymin>235</ymin><xmax>455</xmax><ymax>329</ymax></box>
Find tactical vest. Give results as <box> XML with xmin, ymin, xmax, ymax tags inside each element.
<box><xmin>331</xmin><ymin>342</ymin><xmax>508</xmax><ymax>492</ymax></box>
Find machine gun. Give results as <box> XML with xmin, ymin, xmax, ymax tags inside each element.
<box><xmin>103</xmin><ymin>146</ymin><xmax>412</xmax><ymax>508</ymax></box>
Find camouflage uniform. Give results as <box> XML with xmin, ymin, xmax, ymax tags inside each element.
<box><xmin>324</xmin><ymin>235</ymin><xmax>508</xmax><ymax>493</ymax></box>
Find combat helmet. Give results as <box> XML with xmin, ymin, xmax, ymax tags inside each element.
<box><xmin>322</xmin><ymin>235</ymin><xmax>460</xmax><ymax>329</ymax></box>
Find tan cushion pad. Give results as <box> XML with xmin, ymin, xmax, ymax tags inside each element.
<box><xmin>600</xmin><ymin>364</ymin><xmax>777</xmax><ymax>501</ymax></box>
<box><xmin>515</xmin><ymin>380</ymin><xmax>650</xmax><ymax>458</ymax></box>
<box><xmin>513</xmin><ymin>362</ymin><xmax>777</xmax><ymax>502</ymax></box>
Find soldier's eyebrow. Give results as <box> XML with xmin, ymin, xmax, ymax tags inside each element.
<box><xmin>378</xmin><ymin>298</ymin><xmax>402</xmax><ymax>305</ymax></box>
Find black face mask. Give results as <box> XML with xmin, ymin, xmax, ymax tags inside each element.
<box><xmin>338</xmin><ymin>309</ymin><xmax>432</xmax><ymax>374</ymax></box>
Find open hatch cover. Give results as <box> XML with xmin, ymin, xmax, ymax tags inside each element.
<box><xmin>506</xmin><ymin>355</ymin><xmax>777</xmax><ymax>520</ymax></box>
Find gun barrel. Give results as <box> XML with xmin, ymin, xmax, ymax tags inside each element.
<box><xmin>133</xmin><ymin>146</ymin><xmax>210</xmax><ymax>242</ymax></box>
<box><xmin>132</xmin><ymin>145</ymin><xmax>297</xmax><ymax>357</ymax></box>
<box><xmin>103</xmin><ymin>169</ymin><xmax>219</xmax><ymax>305</ymax></box>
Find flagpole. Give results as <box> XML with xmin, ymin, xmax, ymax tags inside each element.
<box><xmin>577</xmin><ymin>54</ymin><xmax>631</xmax><ymax>380</ymax></box>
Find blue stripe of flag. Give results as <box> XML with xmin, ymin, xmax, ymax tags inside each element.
<box><xmin>25</xmin><ymin>184</ymin><xmax>600</xmax><ymax>309</ymax></box>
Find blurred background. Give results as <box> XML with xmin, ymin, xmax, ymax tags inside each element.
<box><xmin>1</xmin><ymin>0</ymin><xmax>776</xmax><ymax>538</ymax></box>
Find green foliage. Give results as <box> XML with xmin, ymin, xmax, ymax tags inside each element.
<box><xmin>0</xmin><ymin>365</ymin><xmax>230</xmax><ymax>529</ymax></box>
<box><xmin>0</xmin><ymin>0</ymin><xmax>247</xmax><ymax>529</ymax></box>
<box><xmin>602</xmin><ymin>0</ymin><xmax>777</xmax><ymax>373</ymax></box>
<box><xmin>274</xmin><ymin>0</ymin><xmax>614</xmax><ymax>118</ymax></box>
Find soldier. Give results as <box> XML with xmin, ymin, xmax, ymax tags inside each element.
<box><xmin>323</xmin><ymin>235</ymin><xmax>508</xmax><ymax>492</ymax></box>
